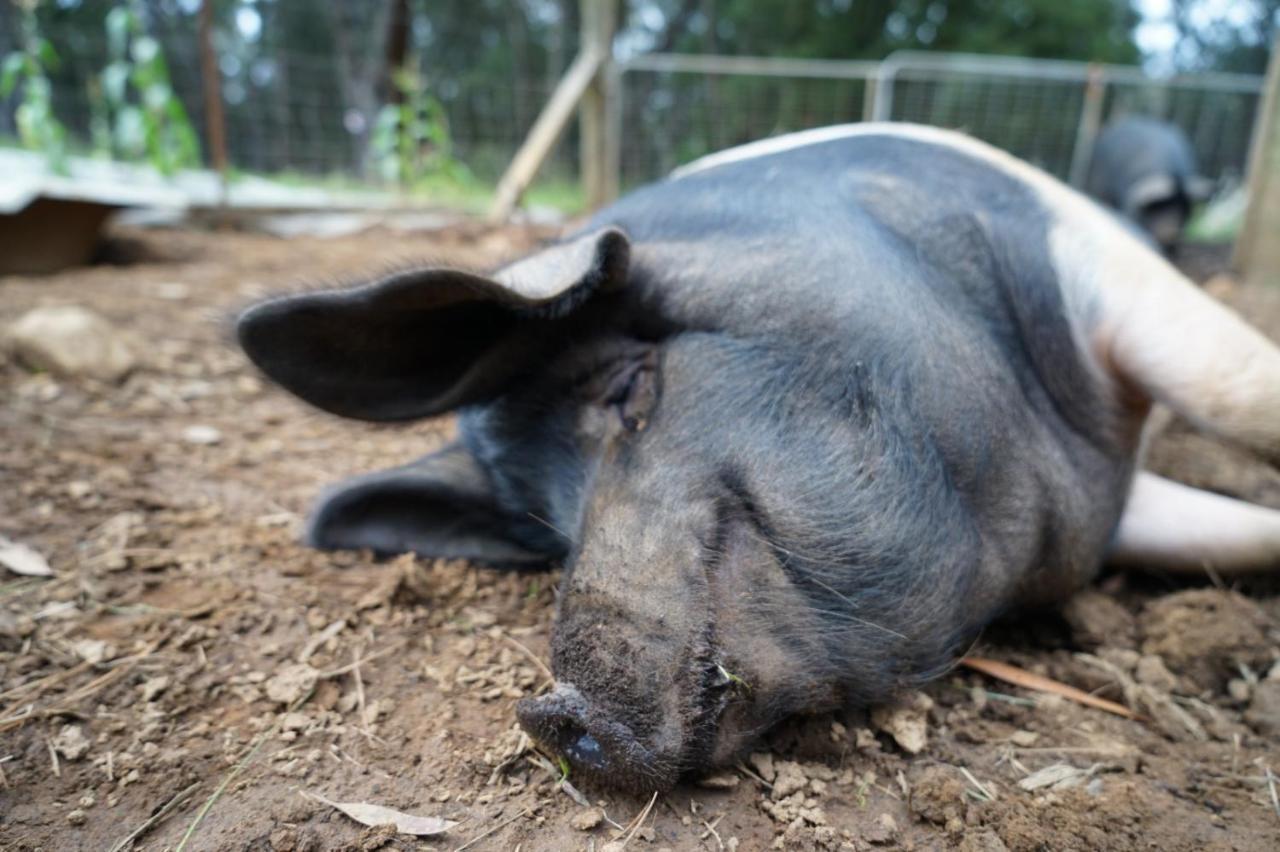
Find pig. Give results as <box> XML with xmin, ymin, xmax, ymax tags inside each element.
<box><xmin>238</xmin><ymin>123</ymin><xmax>1280</xmax><ymax>791</ymax></box>
<box><xmin>1084</xmin><ymin>116</ymin><xmax>1212</xmax><ymax>254</ymax></box>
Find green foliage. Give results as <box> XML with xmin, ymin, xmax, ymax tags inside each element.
<box><xmin>96</xmin><ymin>2</ymin><xmax>201</xmax><ymax>174</ymax></box>
<box><xmin>1</xmin><ymin>11</ymin><xmax>69</xmax><ymax>171</ymax></box>
<box><xmin>369</xmin><ymin>67</ymin><xmax>468</xmax><ymax>188</ymax></box>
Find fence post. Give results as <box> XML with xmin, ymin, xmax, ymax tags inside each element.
<box><xmin>580</xmin><ymin>0</ymin><xmax>618</xmax><ymax>208</ymax></box>
<box><xmin>1234</xmin><ymin>34</ymin><xmax>1280</xmax><ymax>285</ymax></box>
<box><xmin>1067</xmin><ymin>64</ymin><xmax>1106</xmax><ymax>188</ymax></box>
<box><xmin>198</xmin><ymin>0</ymin><xmax>228</xmax><ymax>187</ymax></box>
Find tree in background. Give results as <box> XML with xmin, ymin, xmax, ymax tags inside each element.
<box><xmin>1166</xmin><ymin>0</ymin><xmax>1278</xmax><ymax>74</ymax></box>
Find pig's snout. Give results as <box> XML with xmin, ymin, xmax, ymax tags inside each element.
<box><xmin>517</xmin><ymin>682</ymin><xmax>662</xmax><ymax>787</ymax></box>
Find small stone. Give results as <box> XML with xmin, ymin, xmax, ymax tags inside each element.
<box><xmin>6</xmin><ymin>306</ymin><xmax>137</xmax><ymax>382</ymax></box>
<box><xmin>1010</xmin><ymin>729</ymin><xmax>1039</xmax><ymax>747</ymax></box>
<box><xmin>54</xmin><ymin>725</ymin><xmax>91</xmax><ymax>761</ymax></box>
<box><xmin>570</xmin><ymin>808</ymin><xmax>604</xmax><ymax>831</ymax></box>
<box><xmin>871</xmin><ymin>690</ymin><xmax>933</xmax><ymax>754</ymax></box>
<box><xmin>280</xmin><ymin>712</ymin><xmax>310</xmax><ymax>732</ymax></box>
<box><xmin>182</xmin><ymin>425</ymin><xmax>223</xmax><ymax>446</ymax></box>
<box><xmin>1244</xmin><ymin>680</ymin><xmax>1280</xmax><ymax>736</ymax></box>
<box><xmin>748</xmin><ymin>752</ymin><xmax>776</xmax><ymax>782</ymax></box>
<box><xmin>697</xmin><ymin>771</ymin><xmax>741</xmax><ymax>790</ymax></box>
<box><xmin>1135</xmin><ymin>655</ymin><xmax>1179</xmax><ymax>693</ymax></box>
<box><xmin>1227</xmin><ymin>678</ymin><xmax>1252</xmax><ymax>703</ymax></box>
<box><xmin>863</xmin><ymin>812</ymin><xmax>898</xmax><ymax>844</ymax></box>
<box><xmin>265</xmin><ymin>664</ymin><xmax>319</xmax><ymax>706</ymax></box>
<box><xmin>78</xmin><ymin>793</ymin><xmax>96</xmax><ymax>809</ymax></box>
<box><xmin>141</xmin><ymin>676</ymin><xmax>171</xmax><ymax>702</ymax></box>
<box><xmin>71</xmin><ymin>639</ymin><xmax>112</xmax><ymax>664</ymax></box>
<box><xmin>66</xmin><ymin>808</ymin><xmax>87</xmax><ymax>826</ymax></box>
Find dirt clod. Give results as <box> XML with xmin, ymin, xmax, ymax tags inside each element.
<box><xmin>570</xmin><ymin>807</ymin><xmax>604</xmax><ymax>831</ymax></box>
<box><xmin>1138</xmin><ymin>590</ymin><xmax>1272</xmax><ymax>690</ymax></box>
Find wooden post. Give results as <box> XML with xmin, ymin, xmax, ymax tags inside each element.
<box><xmin>1067</xmin><ymin>64</ymin><xmax>1106</xmax><ymax>188</ymax></box>
<box><xmin>197</xmin><ymin>0</ymin><xmax>228</xmax><ymax>179</ymax></box>
<box><xmin>579</xmin><ymin>0</ymin><xmax>618</xmax><ymax>209</ymax></box>
<box><xmin>1235</xmin><ymin>35</ymin><xmax>1280</xmax><ymax>286</ymax></box>
<box><xmin>488</xmin><ymin>46</ymin><xmax>604</xmax><ymax>221</ymax></box>
<box><xmin>488</xmin><ymin>0</ymin><xmax>615</xmax><ymax>221</ymax></box>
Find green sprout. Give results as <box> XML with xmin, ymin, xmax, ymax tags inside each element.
<box><xmin>1</xmin><ymin>8</ymin><xmax>70</xmax><ymax>171</ymax></box>
<box><xmin>557</xmin><ymin>755</ymin><xmax>571</xmax><ymax>779</ymax></box>
<box><xmin>716</xmin><ymin>664</ymin><xmax>751</xmax><ymax>692</ymax></box>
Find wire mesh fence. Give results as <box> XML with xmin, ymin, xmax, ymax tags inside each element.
<box><xmin>616</xmin><ymin>53</ymin><xmax>1264</xmax><ymax>191</ymax></box>
<box><xmin>0</xmin><ymin>10</ymin><xmax>1265</xmax><ymax>205</ymax></box>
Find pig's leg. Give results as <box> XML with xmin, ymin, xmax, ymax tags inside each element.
<box><xmin>1109</xmin><ymin>472</ymin><xmax>1280</xmax><ymax>572</ymax></box>
<box><xmin>1084</xmin><ymin>249</ymin><xmax>1280</xmax><ymax>463</ymax></box>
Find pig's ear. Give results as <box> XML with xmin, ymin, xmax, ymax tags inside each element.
<box><xmin>307</xmin><ymin>441</ymin><xmax>560</xmax><ymax>568</ymax></box>
<box><xmin>237</xmin><ymin>227</ymin><xmax>630</xmax><ymax>421</ymax></box>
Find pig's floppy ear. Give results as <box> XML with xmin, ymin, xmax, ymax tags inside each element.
<box><xmin>237</xmin><ymin>227</ymin><xmax>630</xmax><ymax>421</ymax></box>
<box><xmin>307</xmin><ymin>441</ymin><xmax>560</xmax><ymax>567</ymax></box>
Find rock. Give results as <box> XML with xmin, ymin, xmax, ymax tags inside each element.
<box><xmin>72</xmin><ymin>639</ymin><xmax>113</xmax><ymax>664</ymax></box>
<box><xmin>141</xmin><ymin>676</ymin><xmax>171</xmax><ymax>702</ymax></box>
<box><xmin>265</xmin><ymin>663</ymin><xmax>319</xmax><ymax>706</ymax></box>
<box><xmin>570</xmin><ymin>808</ymin><xmax>603</xmax><ymax>831</ymax></box>
<box><xmin>182</xmin><ymin>424</ymin><xmax>223</xmax><ymax>446</ymax></box>
<box><xmin>697</xmin><ymin>771</ymin><xmax>740</xmax><ymax>790</ymax></box>
<box><xmin>1062</xmin><ymin>590</ymin><xmax>1136</xmax><ymax>650</ymax></box>
<box><xmin>6</xmin><ymin>306</ymin><xmax>136</xmax><ymax>382</ymax></box>
<box><xmin>1227</xmin><ymin>678</ymin><xmax>1252</xmax><ymax>703</ymax></box>
<box><xmin>1009</xmin><ymin>729</ymin><xmax>1039</xmax><ymax>747</ymax></box>
<box><xmin>1134</xmin><ymin>655</ymin><xmax>1179</xmax><ymax>694</ymax></box>
<box><xmin>862</xmin><ymin>813</ymin><xmax>898</xmax><ymax>844</ymax></box>
<box><xmin>870</xmin><ymin>691</ymin><xmax>933</xmax><ymax>754</ymax></box>
<box><xmin>66</xmin><ymin>808</ymin><xmax>87</xmax><ymax>826</ymax></box>
<box><xmin>54</xmin><ymin>725</ymin><xmax>91</xmax><ymax>761</ymax></box>
<box><xmin>280</xmin><ymin>712</ymin><xmax>311</xmax><ymax>732</ymax></box>
<box><xmin>1244</xmin><ymin>680</ymin><xmax>1280</xmax><ymax>736</ymax></box>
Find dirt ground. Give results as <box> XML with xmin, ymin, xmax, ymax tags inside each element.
<box><xmin>1</xmin><ymin>225</ymin><xmax>1278</xmax><ymax>852</ymax></box>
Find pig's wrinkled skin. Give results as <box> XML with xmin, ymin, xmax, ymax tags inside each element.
<box><xmin>1084</xmin><ymin>116</ymin><xmax>1210</xmax><ymax>253</ymax></box>
<box><xmin>239</xmin><ymin>123</ymin><xmax>1280</xmax><ymax>791</ymax></box>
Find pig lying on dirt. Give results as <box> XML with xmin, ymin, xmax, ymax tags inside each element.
<box><xmin>239</xmin><ymin>123</ymin><xmax>1280</xmax><ymax>791</ymax></box>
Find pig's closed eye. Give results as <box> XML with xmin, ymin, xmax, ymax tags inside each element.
<box><xmin>604</xmin><ymin>354</ymin><xmax>658</xmax><ymax>432</ymax></box>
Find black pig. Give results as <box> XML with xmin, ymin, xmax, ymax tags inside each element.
<box><xmin>1084</xmin><ymin>116</ymin><xmax>1211</xmax><ymax>253</ymax></box>
<box><xmin>239</xmin><ymin>124</ymin><xmax>1280</xmax><ymax>790</ymax></box>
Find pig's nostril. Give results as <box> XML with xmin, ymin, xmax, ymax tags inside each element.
<box><xmin>563</xmin><ymin>729</ymin><xmax>607</xmax><ymax>771</ymax></box>
<box><xmin>517</xmin><ymin>688</ymin><xmax>613</xmax><ymax>773</ymax></box>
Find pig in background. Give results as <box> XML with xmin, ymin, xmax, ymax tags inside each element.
<box><xmin>1084</xmin><ymin>115</ymin><xmax>1213</xmax><ymax>254</ymax></box>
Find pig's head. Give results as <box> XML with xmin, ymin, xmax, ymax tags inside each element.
<box><xmin>238</xmin><ymin>228</ymin><xmax>977</xmax><ymax>790</ymax></box>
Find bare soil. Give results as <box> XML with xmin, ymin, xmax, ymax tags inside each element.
<box><xmin>1</xmin><ymin>227</ymin><xmax>1278</xmax><ymax>852</ymax></box>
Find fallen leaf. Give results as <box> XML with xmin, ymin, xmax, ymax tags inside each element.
<box><xmin>302</xmin><ymin>791</ymin><xmax>458</xmax><ymax>836</ymax></box>
<box><xmin>0</xmin><ymin>536</ymin><xmax>53</xmax><ymax>577</ymax></box>
<box><xmin>960</xmin><ymin>656</ymin><xmax>1137</xmax><ymax>720</ymax></box>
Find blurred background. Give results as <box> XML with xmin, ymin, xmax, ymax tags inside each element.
<box><xmin>0</xmin><ymin>1</ymin><xmax>1276</xmax><ymax>227</ymax></box>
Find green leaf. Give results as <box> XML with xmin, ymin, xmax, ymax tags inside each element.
<box><xmin>35</xmin><ymin>38</ymin><xmax>59</xmax><ymax>71</ymax></box>
<box><xmin>0</xmin><ymin>53</ymin><xmax>24</xmax><ymax>98</ymax></box>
